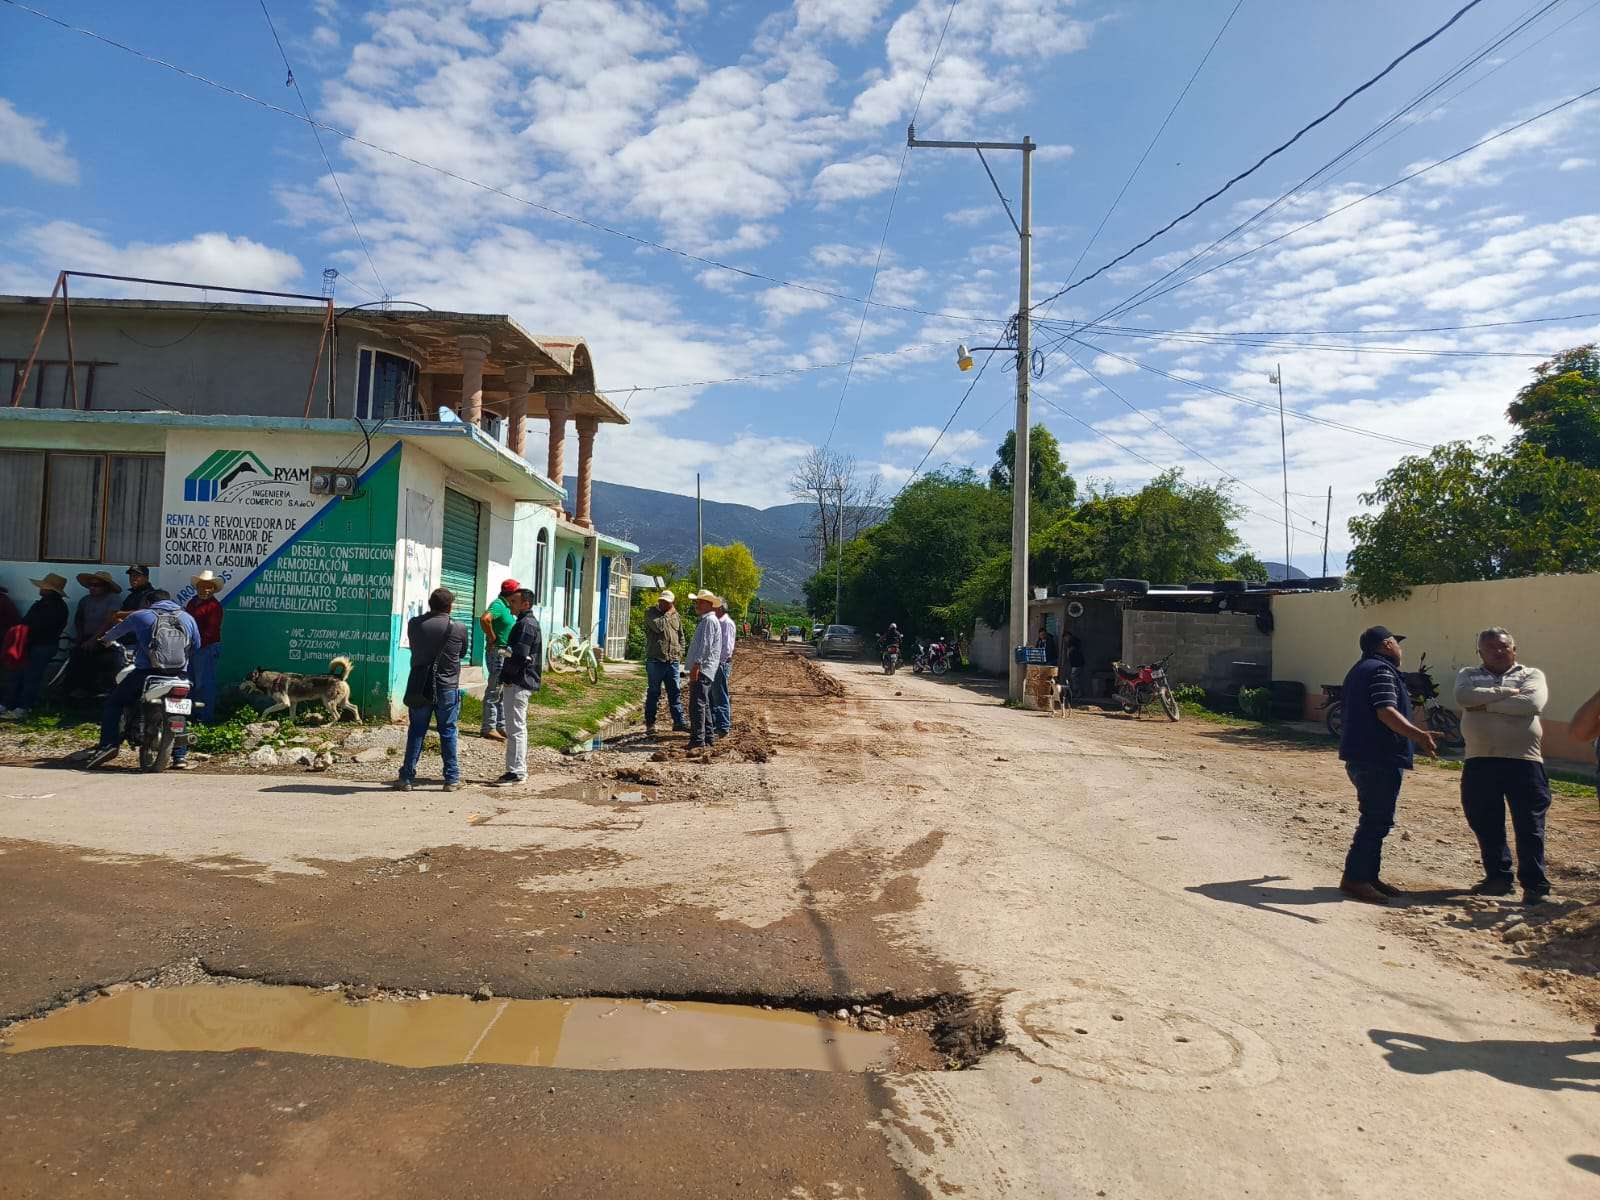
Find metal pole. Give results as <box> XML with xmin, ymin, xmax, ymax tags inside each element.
<box><xmin>61</xmin><ymin>273</ymin><xmax>79</xmax><ymax>409</ymax></box>
<box><xmin>11</xmin><ymin>271</ymin><xmax>64</xmax><ymax>407</ymax></box>
<box><xmin>1007</xmin><ymin>137</ymin><xmax>1034</xmax><ymax>703</ymax></box>
<box><xmin>833</xmin><ymin>484</ymin><xmax>843</xmax><ymax>625</ymax></box>
<box><xmin>696</xmin><ymin>472</ymin><xmax>704</xmax><ymax>590</ymax></box>
<box><xmin>1276</xmin><ymin>363</ymin><xmax>1290</xmax><ymax>579</ymax></box>
<box><xmin>1322</xmin><ymin>486</ymin><xmax>1332</xmax><ymax>578</ymax></box>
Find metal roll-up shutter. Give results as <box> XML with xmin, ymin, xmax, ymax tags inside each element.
<box><xmin>441</xmin><ymin>488</ymin><xmax>482</xmax><ymax>664</ymax></box>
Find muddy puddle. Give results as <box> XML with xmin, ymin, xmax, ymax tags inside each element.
<box><xmin>2</xmin><ymin>984</ymin><xmax>894</xmax><ymax>1072</ymax></box>
<box><xmin>542</xmin><ymin>781</ymin><xmax>660</xmax><ymax>809</ymax></box>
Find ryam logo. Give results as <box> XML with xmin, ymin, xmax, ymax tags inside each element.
<box><xmin>184</xmin><ymin>450</ymin><xmax>309</xmax><ymax>502</ymax></box>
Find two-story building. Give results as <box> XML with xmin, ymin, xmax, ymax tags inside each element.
<box><xmin>1</xmin><ymin>291</ymin><xmax>637</xmax><ymax>715</ymax></box>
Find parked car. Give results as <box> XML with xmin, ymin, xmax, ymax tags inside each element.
<box><xmin>816</xmin><ymin>624</ymin><xmax>866</xmax><ymax>659</ymax></box>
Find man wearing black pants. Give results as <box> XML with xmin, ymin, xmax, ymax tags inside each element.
<box><xmin>1454</xmin><ymin>627</ymin><xmax>1551</xmax><ymax>904</ymax></box>
<box><xmin>1337</xmin><ymin>626</ymin><xmax>1438</xmax><ymax>905</ymax></box>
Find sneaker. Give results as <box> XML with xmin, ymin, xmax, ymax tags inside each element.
<box><xmin>488</xmin><ymin>773</ymin><xmax>525</xmax><ymax>788</ymax></box>
<box><xmin>393</xmin><ymin>778</ymin><xmax>415</xmax><ymax>792</ymax></box>
<box><xmin>482</xmin><ymin>730</ymin><xmax>506</xmax><ymax>742</ymax></box>
<box><xmin>644</xmin><ymin>725</ymin><xmax>656</xmax><ymax>736</ymax></box>
<box><xmin>1522</xmin><ymin>887</ymin><xmax>1552</xmax><ymax>905</ymax></box>
<box><xmin>442</xmin><ymin>781</ymin><xmax>463</xmax><ymax>792</ymax></box>
<box><xmin>1372</xmin><ymin>879</ymin><xmax>1404</xmax><ymax>898</ymax></box>
<box><xmin>172</xmin><ymin>760</ymin><xmax>194</xmax><ymax>771</ymax></box>
<box><xmin>671</xmin><ymin>724</ymin><xmax>690</xmax><ymax>734</ymax></box>
<box><xmin>1338</xmin><ymin>878</ymin><xmax>1389</xmax><ymax>905</ymax></box>
<box><xmin>84</xmin><ymin>744</ymin><xmax>120</xmax><ymax>769</ymax></box>
<box><xmin>1469</xmin><ymin>877</ymin><xmax>1515</xmax><ymax>897</ymax></box>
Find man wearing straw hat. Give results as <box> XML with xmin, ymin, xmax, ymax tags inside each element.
<box><xmin>186</xmin><ymin>571</ymin><xmax>226</xmax><ymax>725</ymax></box>
<box><xmin>60</xmin><ymin>571</ymin><xmax>123</xmax><ymax>697</ymax></box>
<box><xmin>685</xmin><ymin>590</ymin><xmax>723</xmax><ymax>751</ymax></box>
<box><xmin>2</xmin><ymin>573</ymin><xmax>69</xmax><ymax>718</ymax></box>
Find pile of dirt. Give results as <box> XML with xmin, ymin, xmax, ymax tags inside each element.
<box><xmin>793</xmin><ymin>650</ymin><xmax>847</xmax><ymax>698</ymax></box>
<box><xmin>648</xmin><ymin>714</ymin><xmax>773</xmax><ymax>764</ymax></box>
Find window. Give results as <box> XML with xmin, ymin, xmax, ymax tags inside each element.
<box><xmin>355</xmin><ymin>348</ymin><xmax>419</xmax><ymax>420</ymax></box>
<box><xmin>533</xmin><ymin>529</ymin><xmax>549</xmax><ymax>603</ymax></box>
<box><xmin>1</xmin><ymin>450</ymin><xmax>163</xmax><ymax>564</ymax></box>
<box><xmin>562</xmin><ymin>551</ymin><xmax>578</xmax><ymax>629</ymax></box>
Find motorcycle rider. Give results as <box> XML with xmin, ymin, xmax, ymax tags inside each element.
<box><xmin>83</xmin><ymin>590</ymin><xmax>200</xmax><ymax>770</ymax></box>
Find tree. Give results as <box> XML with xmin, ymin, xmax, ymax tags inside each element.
<box><xmin>701</xmin><ymin>542</ymin><xmax>763</xmax><ymax>616</ymax></box>
<box><xmin>789</xmin><ymin>448</ymin><xmax>887</xmax><ymax>568</ymax></box>
<box><xmin>990</xmin><ymin>425</ymin><xmax>1077</xmax><ymax>513</ymax></box>
<box><xmin>1346</xmin><ymin>438</ymin><xmax>1600</xmax><ymax>601</ymax></box>
<box><xmin>1507</xmin><ymin>343</ymin><xmax>1600</xmax><ymax>469</ymax></box>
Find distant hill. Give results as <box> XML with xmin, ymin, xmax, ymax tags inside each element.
<box><xmin>1263</xmin><ymin>562</ymin><xmax>1310</xmax><ymax>582</ymax></box>
<box><xmin>572</xmin><ymin>477</ymin><xmax>819</xmax><ymax>602</ymax></box>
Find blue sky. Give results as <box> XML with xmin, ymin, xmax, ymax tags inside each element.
<box><xmin>3</xmin><ymin>0</ymin><xmax>1598</xmax><ymax>572</ymax></box>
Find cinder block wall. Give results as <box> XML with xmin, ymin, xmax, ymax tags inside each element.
<box><xmin>1122</xmin><ymin>610</ymin><xmax>1271</xmax><ymax>693</ymax></box>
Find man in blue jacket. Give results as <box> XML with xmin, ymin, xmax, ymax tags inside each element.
<box><xmin>1338</xmin><ymin>625</ymin><xmax>1438</xmax><ymax>904</ymax></box>
<box><xmin>85</xmin><ymin>591</ymin><xmax>201</xmax><ymax>769</ymax></box>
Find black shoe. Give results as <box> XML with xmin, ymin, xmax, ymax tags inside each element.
<box><xmin>1339</xmin><ymin>878</ymin><xmax>1389</xmax><ymax>906</ymax></box>
<box><xmin>1522</xmin><ymin>887</ymin><xmax>1551</xmax><ymax>905</ymax></box>
<box><xmin>1372</xmin><ymin>879</ymin><xmax>1404</xmax><ymax>898</ymax></box>
<box><xmin>84</xmin><ymin>744</ymin><xmax>119</xmax><ymax>769</ymax></box>
<box><xmin>393</xmin><ymin>778</ymin><xmax>414</xmax><ymax>792</ymax></box>
<box><xmin>1469</xmin><ymin>877</ymin><xmax>1515</xmax><ymax>897</ymax></box>
<box><xmin>644</xmin><ymin>725</ymin><xmax>656</xmax><ymax>736</ymax></box>
<box><xmin>671</xmin><ymin>724</ymin><xmax>690</xmax><ymax>733</ymax></box>
<box><xmin>488</xmin><ymin>773</ymin><xmax>524</xmax><ymax>788</ymax></box>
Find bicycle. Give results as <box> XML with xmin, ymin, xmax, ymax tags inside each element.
<box><xmin>545</xmin><ymin>627</ymin><xmax>600</xmax><ymax>684</ymax></box>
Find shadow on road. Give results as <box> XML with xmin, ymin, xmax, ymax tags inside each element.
<box><xmin>260</xmin><ymin>784</ymin><xmax>382</xmax><ymax>795</ymax></box>
<box><xmin>1571</xmin><ymin>1154</ymin><xmax>1600</xmax><ymax>1176</ymax></box>
<box><xmin>1184</xmin><ymin>875</ymin><xmax>1347</xmax><ymax>923</ymax></box>
<box><xmin>1369</xmin><ymin>1029</ymin><xmax>1600</xmax><ymax>1092</ymax></box>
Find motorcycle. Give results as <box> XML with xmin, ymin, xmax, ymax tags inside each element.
<box><xmin>111</xmin><ymin>647</ymin><xmax>194</xmax><ymax>772</ymax></box>
<box><xmin>926</xmin><ymin>639</ymin><xmax>952</xmax><ymax>676</ymax></box>
<box><xmin>1322</xmin><ymin>652</ymin><xmax>1462</xmax><ymax>746</ymax></box>
<box><xmin>1111</xmin><ymin>652</ymin><xmax>1180</xmax><ymax>721</ymax></box>
<box><xmin>880</xmin><ymin>637</ymin><xmax>901</xmax><ymax>675</ymax></box>
<box><xmin>911</xmin><ymin>642</ymin><xmax>929</xmax><ymax>674</ymax></box>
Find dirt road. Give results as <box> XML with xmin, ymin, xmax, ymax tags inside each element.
<box><xmin>1</xmin><ymin>642</ymin><xmax>1596</xmax><ymax>1197</ymax></box>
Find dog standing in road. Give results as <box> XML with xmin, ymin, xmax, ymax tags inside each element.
<box><xmin>243</xmin><ymin>656</ymin><xmax>361</xmax><ymax>722</ymax></box>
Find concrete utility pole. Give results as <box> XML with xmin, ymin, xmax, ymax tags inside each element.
<box><xmin>1270</xmin><ymin>365</ymin><xmax>1291</xmax><ymax>579</ymax></box>
<box><xmin>696</xmin><ymin>472</ymin><xmax>704</xmax><ymax>590</ymax></box>
<box><xmin>1322</xmin><ymin>486</ymin><xmax>1332</xmax><ymax>579</ymax></box>
<box><xmin>909</xmin><ymin>127</ymin><xmax>1035</xmax><ymax>702</ymax></box>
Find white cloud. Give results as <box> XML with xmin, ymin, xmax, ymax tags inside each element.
<box><xmin>812</xmin><ymin>153</ymin><xmax>900</xmax><ymax>204</ymax></box>
<box><xmin>1090</xmin><ymin>353</ymin><xmax>1137</xmax><ymax>376</ymax></box>
<box><xmin>21</xmin><ymin>222</ymin><xmax>303</xmax><ymax>295</ymax></box>
<box><xmin>811</xmin><ymin>242</ymin><xmax>866</xmax><ymax>268</ymax></box>
<box><xmin>883</xmin><ymin>425</ymin><xmax>988</xmax><ymax>458</ymax></box>
<box><xmin>1035</xmin><ymin>143</ymin><xmax>1075</xmax><ymax>162</ymax></box>
<box><xmin>794</xmin><ymin>0</ymin><xmax>893</xmax><ymax>43</ymax></box>
<box><xmin>0</xmin><ymin>99</ymin><xmax>79</xmax><ymax>185</ymax></box>
<box><xmin>1559</xmin><ymin>157</ymin><xmax>1595</xmax><ymax>172</ymax></box>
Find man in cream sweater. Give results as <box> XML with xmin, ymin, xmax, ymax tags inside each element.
<box><xmin>1454</xmin><ymin>627</ymin><xmax>1551</xmax><ymax>903</ymax></box>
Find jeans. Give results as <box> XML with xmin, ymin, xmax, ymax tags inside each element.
<box><xmin>502</xmin><ymin>683</ymin><xmax>531</xmax><ymax>778</ymax></box>
<box><xmin>645</xmin><ymin>659</ymin><xmax>685</xmax><ymax>729</ymax></box>
<box><xmin>1461</xmin><ymin>757</ymin><xmax>1551</xmax><ymax>892</ymax></box>
<box><xmin>4</xmin><ymin>643</ymin><xmax>56</xmax><ymax>711</ymax></box>
<box><xmin>1343</xmin><ymin>763</ymin><xmax>1404</xmax><ymax>883</ymax></box>
<box><xmin>192</xmin><ymin>642</ymin><xmax>222</xmax><ymax>723</ymax></box>
<box><xmin>481</xmin><ymin>646</ymin><xmax>508</xmax><ymax>734</ymax></box>
<box><xmin>99</xmin><ymin>669</ymin><xmax>145</xmax><ymax>749</ymax></box>
<box><xmin>687</xmin><ymin>669</ymin><xmax>715</xmax><ymax>748</ymax></box>
<box><xmin>401</xmin><ymin>687</ymin><xmax>461</xmax><ymax>784</ymax></box>
<box><xmin>711</xmin><ymin>661</ymin><xmax>732</xmax><ymax>735</ymax></box>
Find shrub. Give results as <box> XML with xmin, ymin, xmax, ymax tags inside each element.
<box><xmin>1237</xmin><ymin>686</ymin><xmax>1273</xmax><ymax>721</ymax></box>
<box><xmin>1171</xmin><ymin>683</ymin><xmax>1207</xmax><ymax>706</ymax></box>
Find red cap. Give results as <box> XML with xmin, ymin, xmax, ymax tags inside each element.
<box><xmin>500</xmin><ymin>579</ymin><xmax>520</xmax><ymax>593</ymax></box>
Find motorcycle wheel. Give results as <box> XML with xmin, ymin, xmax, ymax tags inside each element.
<box><xmin>931</xmin><ymin>659</ymin><xmax>948</xmax><ymax>676</ymax></box>
<box><xmin>1325</xmin><ymin>701</ymin><xmax>1343</xmax><ymax>738</ymax></box>
<box><xmin>1159</xmin><ymin>686</ymin><xmax>1180</xmax><ymax>722</ymax></box>
<box><xmin>139</xmin><ymin>723</ymin><xmax>175</xmax><ymax>772</ymax></box>
<box><xmin>1430</xmin><ymin>707</ymin><xmax>1463</xmax><ymax>746</ymax></box>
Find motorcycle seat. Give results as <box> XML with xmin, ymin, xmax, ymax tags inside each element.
<box><xmin>1113</xmin><ymin>664</ymin><xmax>1141</xmax><ymax>680</ymax></box>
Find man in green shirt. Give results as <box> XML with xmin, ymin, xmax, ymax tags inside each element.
<box><xmin>478</xmin><ymin>579</ymin><xmax>519</xmax><ymax>741</ymax></box>
<box><xmin>643</xmin><ymin>588</ymin><xmax>686</xmax><ymax>735</ymax></box>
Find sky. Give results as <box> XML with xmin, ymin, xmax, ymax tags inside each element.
<box><xmin>2</xmin><ymin>0</ymin><xmax>1598</xmax><ymax>574</ymax></box>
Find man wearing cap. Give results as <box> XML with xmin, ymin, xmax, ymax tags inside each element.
<box><xmin>185</xmin><ymin>571</ymin><xmax>225</xmax><ymax>724</ymax></box>
<box><xmin>643</xmin><ymin>588</ymin><xmax>687</xmax><ymax>736</ymax></box>
<box><xmin>491</xmin><ymin>588</ymin><xmax>542</xmax><ymax>788</ymax></box>
<box><xmin>85</xmin><ymin>590</ymin><xmax>201</xmax><ymax>769</ymax></box>
<box><xmin>478</xmin><ymin>579</ymin><xmax>519</xmax><ymax>743</ymax></box>
<box><xmin>123</xmin><ymin>566</ymin><xmax>158</xmax><ymax>614</ymax></box>
<box><xmin>711</xmin><ymin>598</ymin><xmax>737</xmax><ymax>738</ymax></box>
<box><xmin>2</xmin><ymin>574</ymin><xmax>69</xmax><ymax>718</ymax></box>
<box><xmin>1336</xmin><ymin>625</ymin><xmax>1438</xmax><ymax>904</ymax></box>
<box><xmin>1454</xmin><ymin>627</ymin><xmax>1552</xmax><ymax>903</ymax></box>
<box><xmin>685</xmin><ymin>590</ymin><xmax>723</xmax><ymax>750</ymax></box>
<box><xmin>61</xmin><ymin>572</ymin><xmax>123</xmax><ymax>697</ymax></box>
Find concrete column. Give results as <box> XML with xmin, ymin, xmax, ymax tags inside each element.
<box><xmin>579</xmin><ymin>534</ymin><xmax>600</xmax><ymax>642</ymax></box>
<box><xmin>546</xmin><ymin>392</ymin><xmax>571</xmax><ymax>503</ymax></box>
<box><xmin>574</xmin><ymin>415</ymin><xmax>598</xmax><ymax>527</ymax></box>
<box><xmin>505</xmin><ymin>364</ymin><xmax>529</xmax><ymax>457</ymax></box>
<box><xmin>457</xmin><ymin>334</ymin><xmax>492</xmax><ymax>426</ymax></box>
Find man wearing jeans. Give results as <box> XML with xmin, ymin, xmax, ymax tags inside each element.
<box><xmin>396</xmin><ymin>587</ymin><xmax>468</xmax><ymax>793</ymax></box>
<box><xmin>1455</xmin><ymin>627</ymin><xmax>1552</xmax><ymax>903</ymax></box>
<box><xmin>1337</xmin><ymin>625</ymin><xmax>1437</xmax><ymax>904</ymax></box>
<box><xmin>711</xmin><ymin>599</ymin><xmax>736</xmax><ymax>737</ymax></box>
<box><xmin>491</xmin><ymin>588</ymin><xmax>542</xmax><ymax>787</ymax></box>
<box><xmin>643</xmin><ymin>589</ymin><xmax>686</xmax><ymax>735</ymax></box>
<box><xmin>478</xmin><ymin>579</ymin><xmax>518</xmax><ymax>742</ymax></box>
<box><xmin>685</xmin><ymin>590</ymin><xmax>723</xmax><ymax>750</ymax></box>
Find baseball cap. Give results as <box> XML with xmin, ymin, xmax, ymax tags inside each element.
<box><xmin>658</xmin><ymin>588</ymin><xmax>676</xmax><ymax>603</ymax></box>
<box><xmin>126</xmin><ymin>564</ymin><xmax>151</xmax><ymax>577</ymax></box>
<box><xmin>500</xmin><ymin>578</ymin><xmax>520</xmax><ymax>593</ymax></box>
<box><xmin>1359</xmin><ymin>625</ymin><xmax>1405</xmax><ymax>653</ymax></box>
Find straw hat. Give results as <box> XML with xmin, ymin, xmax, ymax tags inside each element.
<box><xmin>76</xmin><ymin>570</ymin><xmax>122</xmax><ymax>591</ymax></box>
<box><xmin>30</xmin><ymin>572</ymin><xmax>68</xmax><ymax>593</ymax></box>
<box><xmin>190</xmin><ymin>570</ymin><xmax>223</xmax><ymax>592</ymax></box>
<box><xmin>691</xmin><ymin>589</ymin><xmax>719</xmax><ymax>606</ymax></box>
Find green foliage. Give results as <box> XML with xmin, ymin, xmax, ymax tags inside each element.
<box><xmin>1507</xmin><ymin>344</ymin><xmax>1600</xmax><ymax>469</ymax></box>
<box><xmin>1171</xmin><ymin>682</ymin><xmax>1207</xmax><ymax>705</ymax></box>
<box><xmin>1227</xmin><ymin>552</ymin><xmax>1269</xmax><ymax>582</ymax></box>
<box><xmin>1346</xmin><ymin>439</ymin><xmax>1600</xmax><ymax>602</ymax></box>
<box><xmin>990</xmin><ymin>425</ymin><xmax>1078</xmax><ymax>513</ymax></box>
<box><xmin>1237</xmin><ymin>686</ymin><xmax>1273</xmax><ymax>721</ymax></box>
<box><xmin>701</xmin><ymin>542</ymin><xmax>763</xmax><ymax>616</ymax></box>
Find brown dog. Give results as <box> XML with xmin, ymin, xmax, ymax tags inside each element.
<box><xmin>242</xmin><ymin>656</ymin><xmax>360</xmax><ymax>722</ymax></box>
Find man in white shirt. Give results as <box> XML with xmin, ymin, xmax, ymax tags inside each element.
<box><xmin>685</xmin><ymin>590</ymin><xmax>723</xmax><ymax>750</ymax></box>
<box><xmin>711</xmin><ymin>599</ymin><xmax>737</xmax><ymax>738</ymax></box>
<box><xmin>1454</xmin><ymin>627</ymin><xmax>1551</xmax><ymax>903</ymax></box>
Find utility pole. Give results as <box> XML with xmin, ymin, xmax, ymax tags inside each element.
<box><xmin>1321</xmin><ymin>486</ymin><xmax>1332</xmax><ymax>579</ymax></box>
<box><xmin>696</xmin><ymin>472</ymin><xmax>703</xmax><ymax>590</ymax></box>
<box><xmin>833</xmin><ymin>485</ymin><xmax>844</xmax><ymax>625</ymax></box>
<box><xmin>910</xmin><ymin>126</ymin><xmax>1034</xmax><ymax>702</ymax></box>
<box><xmin>1270</xmin><ymin>365</ymin><xmax>1290</xmax><ymax>579</ymax></box>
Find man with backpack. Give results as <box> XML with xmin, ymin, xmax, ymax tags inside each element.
<box><xmin>396</xmin><ymin>587</ymin><xmax>470</xmax><ymax>792</ymax></box>
<box><xmin>85</xmin><ymin>590</ymin><xmax>201</xmax><ymax>769</ymax></box>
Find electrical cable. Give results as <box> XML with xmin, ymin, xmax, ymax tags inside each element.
<box><xmin>822</xmin><ymin>0</ymin><xmax>961</xmax><ymax>453</ymax></box>
<box><xmin>257</xmin><ymin>0</ymin><xmax>388</xmax><ymax>302</ymax></box>
<box><xmin>1035</xmin><ymin>310</ymin><xmax>1600</xmax><ymax>339</ymax></box>
<box><xmin>1032</xmin><ymin>0</ymin><xmax>1490</xmax><ymax>309</ymax></box>
<box><xmin>1037</xmin><ymin>325</ymin><xmax>1558</xmax><ymax>359</ymax></box>
<box><xmin>596</xmin><ymin>338</ymin><xmax>952</xmax><ymax>396</ymax></box>
<box><xmin>0</xmin><ymin>0</ymin><xmax>1004</xmax><ymax>328</ymax></box>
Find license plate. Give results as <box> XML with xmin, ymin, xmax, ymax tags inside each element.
<box><xmin>164</xmin><ymin>698</ymin><xmax>192</xmax><ymax>714</ymax></box>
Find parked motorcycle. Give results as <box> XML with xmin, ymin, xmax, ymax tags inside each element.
<box><xmin>112</xmin><ymin>647</ymin><xmax>194</xmax><ymax>772</ymax></box>
<box><xmin>926</xmin><ymin>639</ymin><xmax>952</xmax><ymax>676</ymax></box>
<box><xmin>1111</xmin><ymin>652</ymin><xmax>1180</xmax><ymax>721</ymax></box>
<box><xmin>1321</xmin><ymin>652</ymin><xmax>1462</xmax><ymax>747</ymax></box>
<box><xmin>911</xmin><ymin>642</ymin><xmax>929</xmax><ymax>673</ymax></box>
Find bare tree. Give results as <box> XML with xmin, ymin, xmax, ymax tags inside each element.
<box><xmin>789</xmin><ymin>449</ymin><xmax>887</xmax><ymax>568</ymax></box>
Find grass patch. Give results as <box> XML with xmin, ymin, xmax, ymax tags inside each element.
<box><xmin>526</xmin><ymin>670</ymin><xmax>644</xmax><ymax>750</ymax></box>
<box><xmin>1421</xmin><ymin>755</ymin><xmax>1597</xmax><ymax>800</ymax></box>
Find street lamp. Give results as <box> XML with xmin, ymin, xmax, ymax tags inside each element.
<box><xmin>956</xmin><ymin>343</ymin><xmax>974</xmax><ymax>372</ymax></box>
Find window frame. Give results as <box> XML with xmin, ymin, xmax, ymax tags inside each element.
<box><xmin>534</xmin><ymin>528</ymin><xmax>550</xmax><ymax>604</ymax></box>
<box><xmin>6</xmin><ymin>449</ymin><xmax>164</xmax><ymax>565</ymax></box>
<box><xmin>354</xmin><ymin>344</ymin><xmax>421</xmax><ymax>421</ymax></box>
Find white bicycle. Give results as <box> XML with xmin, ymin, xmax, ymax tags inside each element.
<box><xmin>545</xmin><ymin>627</ymin><xmax>600</xmax><ymax>684</ymax></box>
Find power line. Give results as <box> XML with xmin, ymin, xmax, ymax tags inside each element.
<box><xmin>1038</xmin><ymin>310</ymin><xmax>1600</xmax><ymax>339</ymax></box>
<box><xmin>256</xmin><ymin>0</ymin><xmax>388</xmax><ymax>302</ymax></box>
<box><xmin>0</xmin><ymin>0</ymin><xmax>1007</xmax><ymax>329</ymax></box>
<box><xmin>1039</xmin><ymin>324</ymin><xmax>1558</xmax><ymax>359</ymax></box>
<box><xmin>823</xmin><ymin>0</ymin><xmax>960</xmax><ymax>453</ymax></box>
<box><xmin>596</xmin><ymin>338</ymin><xmax>952</xmax><ymax>395</ymax></box>
<box><xmin>1032</xmin><ymin>0</ymin><xmax>1490</xmax><ymax>309</ymax></box>
<box><xmin>1042</xmin><ymin>0</ymin><xmax>1244</xmax><ymax>311</ymax></box>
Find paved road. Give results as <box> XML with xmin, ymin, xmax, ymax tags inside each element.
<box><xmin>1</xmin><ymin>646</ymin><xmax>1596</xmax><ymax>1197</ymax></box>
